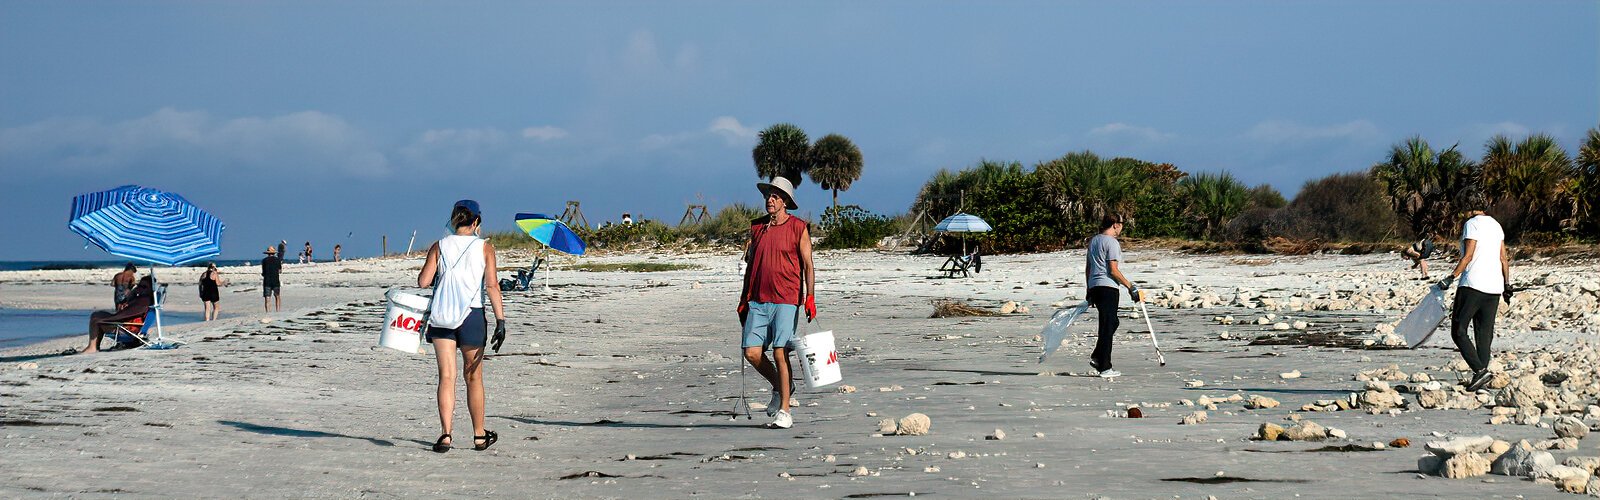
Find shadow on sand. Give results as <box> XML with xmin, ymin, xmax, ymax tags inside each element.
<box><xmin>497</xmin><ymin>415</ymin><xmax>756</xmax><ymax>430</ymax></box>
<box><xmin>217</xmin><ymin>420</ymin><xmax>412</xmax><ymax>447</ymax></box>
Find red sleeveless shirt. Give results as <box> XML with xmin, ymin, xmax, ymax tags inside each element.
<box><xmin>745</xmin><ymin>215</ymin><xmax>807</xmax><ymax>305</ymax></box>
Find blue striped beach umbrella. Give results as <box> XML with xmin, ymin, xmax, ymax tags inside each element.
<box><xmin>68</xmin><ymin>185</ymin><xmax>225</xmax><ymax>266</ymax></box>
<box><xmin>934</xmin><ymin>213</ymin><xmax>992</xmax><ymax>233</ymax></box>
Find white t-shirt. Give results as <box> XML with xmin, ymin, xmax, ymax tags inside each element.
<box><xmin>1458</xmin><ymin>215</ymin><xmax>1505</xmax><ymax>295</ymax></box>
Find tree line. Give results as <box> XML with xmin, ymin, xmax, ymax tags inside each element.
<box><xmin>908</xmin><ymin>127</ymin><xmax>1600</xmax><ymax>253</ymax></box>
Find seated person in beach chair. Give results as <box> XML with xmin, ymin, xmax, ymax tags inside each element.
<box><xmin>81</xmin><ymin>276</ymin><xmax>154</xmax><ymax>354</ymax></box>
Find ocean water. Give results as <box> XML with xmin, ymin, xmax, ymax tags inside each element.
<box><xmin>0</xmin><ymin>308</ymin><xmax>203</xmax><ymax>348</ymax></box>
<box><xmin>0</xmin><ymin>260</ymin><xmax>257</xmax><ymax>272</ymax></box>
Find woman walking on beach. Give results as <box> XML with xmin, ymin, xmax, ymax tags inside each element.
<box><xmin>417</xmin><ymin>200</ymin><xmax>507</xmax><ymax>453</ymax></box>
<box><xmin>1439</xmin><ymin>196</ymin><xmax>1509</xmax><ymax>391</ymax></box>
<box><xmin>1085</xmin><ymin>214</ymin><xmax>1145</xmax><ymax>378</ymax></box>
<box><xmin>198</xmin><ymin>262</ymin><xmax>225</xmax><ymax>321</ymax></box>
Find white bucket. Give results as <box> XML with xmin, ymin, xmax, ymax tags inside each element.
<box><xmin>794</xmin><ymin>330</ymin><xmax>842</xmax><ymax>389</ymax></box>
<box><xmin>380</xmin><ymin>290</ymin><xmax>431</xmax><ymax>354</ymax></box>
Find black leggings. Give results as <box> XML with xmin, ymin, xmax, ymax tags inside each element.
<box><xmin>1450</xmin><ymin>287</ymin><xmax>1500</xmax><ymax>372</ymax></box>
<box><xmin>1089</xmin><ymin>286</ymin><xmax>1121</xmax><ymax>370</ymax></box>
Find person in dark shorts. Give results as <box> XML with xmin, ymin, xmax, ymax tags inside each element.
<box><xmin>261</xmin><ymin>246</ymin><xmax>282</xmax><ymax>312</ymax></box>
<box><xmin>417</xmin><ymin>200</ymin><xmax>507</xmax><ymax>453</ymax></box>
<box><xmin>1084</xmin><ymin>214</ymin><xmax>1145</xmax><ymax>378</ymax></box>
<box><xmin>199</xmin><ymin>262</ymin><xmax>225</xmax><ymax>321</ymax></box>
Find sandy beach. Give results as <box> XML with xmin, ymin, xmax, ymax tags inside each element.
<box><xmin>2</xmin><ymin>248</ymin><xmax>1597</xmax><ymax>499</ymax></box>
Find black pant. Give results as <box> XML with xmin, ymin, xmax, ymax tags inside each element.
<box><xmin>1450</xmin><ymin>287</ymin><xmax>1499</xmax><ymax>372</ymax></box>
<box><xmin>1088</xmin><ymin>286</ymin><xmax>1121</xmax><ymax>371</ymax></box>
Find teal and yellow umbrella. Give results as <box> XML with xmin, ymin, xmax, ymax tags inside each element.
<box><xmin>514</xmin><ymin>213</ymin><xmax>587</xmax><ymax>255</ymax></box>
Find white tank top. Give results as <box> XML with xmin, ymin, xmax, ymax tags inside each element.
<box><xmin>429</xmin><ymin>235</ymin><xmax>485</xmax><ymax>328</ymax></box>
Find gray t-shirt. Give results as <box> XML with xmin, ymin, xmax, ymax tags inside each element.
<box><xmin>1085</xmin><ymin>234</ymin><xmax>1122</xmax><ymax>290</ymax></box>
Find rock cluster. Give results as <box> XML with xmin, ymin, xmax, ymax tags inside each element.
<box><xmin>1256</xmin><ymin>420</ymin><xmax>1327</xmax><ymax>441</ymax></box>
<box><xmin>894</xmin><ymin>413</ymin><xmax>932</xmax><ymax>436</ymax></box>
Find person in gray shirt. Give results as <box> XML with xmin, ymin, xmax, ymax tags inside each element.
<box><xmin>1084</xmin><ymin>214</ymin><xmax>1144</xmax><ymax>378</ymax></box>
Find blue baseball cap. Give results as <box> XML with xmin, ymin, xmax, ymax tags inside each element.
<box><xmin>449</xmin><ymin>199</ymin><xmax>482</xmax><ymax>228</ymax></box>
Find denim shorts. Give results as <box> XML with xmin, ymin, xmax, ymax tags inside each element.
<box><xmin>427</xmin><ymin>308</ymin><xmax>487</xmax><ymax>348</ymax></box>
<box><xmin>741</xmin><ymin>301</ymin><xmax>798</xmax><ymax>350</ymax></box>
<box><xmin>262</xmin><ymin>286</ymin><xmax>280</xmax><ymax>297</ymax></box>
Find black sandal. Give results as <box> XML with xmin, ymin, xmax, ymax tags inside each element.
<box><xmin>432</xmin><ymin>434</ymin><xmax>451</xmax><ymax>453</ymax></box>
<box><xmin>473</xmin><ymin>430</ymin><xmax>498</xmax><ymax>451</ymax></box>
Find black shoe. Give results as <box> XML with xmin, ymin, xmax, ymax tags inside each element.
<box><xmin>432</xmin><ymin>434</ymin><xmax>451</xmax><ymax>453</ymax></box>
<box><xmin>1089</xmin><ymin>359</ymin><xmax>1106</xmax><ymax>373</ymax></box>
<box><xmin>1466</xmin><ymin>371</ymin><xmax>1494</xmax><ymax>391</ymax></box>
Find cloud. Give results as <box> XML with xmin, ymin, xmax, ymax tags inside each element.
<box><xmin>520</xmin><ymin>126</ymin><xmax>569</xmax><ymax>141</ymax></box>
<box><xmin>640</xmin><ymin>116</ymin><xmax>759</xmax><ymax>150</ymax></box>
<box><xmin>1088</xmin><ymin>122</ymin><xmax>1175</xmax><ymax>142</ymax></box>
<box><xmin>1242</xmin><ymin>120</ymin><xmax>1380</xmax><ymax>143</ymax></box>
<box><xmin>707</xmin><ymin>116</ymin><xmax>756</xmax><ymax>145</ymax></box>
<box><xmin>0</xmin><ymin>107</ymin><xmax>390</xmax><ymax>179</ymax></box>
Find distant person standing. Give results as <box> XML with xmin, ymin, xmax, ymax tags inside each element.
<box><xmin>302</xmin><ymin>241</ymin><xmax>313</xmax><ymax>264</ymax></box>
<box><xmin>737</xmin><ymin>177</ymin><xmax>816</xmax><ymax>430</ymax></box>
<box><xmin>262</xmin><ymin>246</ymin><xmax>283</xmax><ymax>312</ymax></box>
<box><xmin>622</xmin><ymin>212</ymin><xmax>634</xmax><ymax>225</ymax></box>
<box><xmin>112</xmin><ymin>263</ymin><xmax>137</xmax><ymax>311</ymax></box>
<box><xmin>333</xmin><ymin>244</ymin><xmax>342</xmax><ymax>262</ymax></box>
<box><xmin>1439</xmin><ymin>197</ymin><xmax>1509</xmax><ymax>392</ymax></box>
<box><xmin>1401</xmin><ymin>234</ymin><xmax>1435</xmax><ymax>279</ymax></box>
<box><xmin>278</xmin><ymin>240</ymin><xmax>288</xmax><ymax>264</ymax></box>
<box><xmin>1084</xmin><ymin>214</ymin><xmax>1145</xmax><ymax>378</ymax></box>
<box><xmin>199</xmin><ymin>262</ymin><xmax>225</xmax><ymax>321</ymax></box>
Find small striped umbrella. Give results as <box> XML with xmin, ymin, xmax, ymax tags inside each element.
<box><xmin>934</xmin><ymin>213</ymin><xmax>992</xmax><ymax>233</ymax></box>
<box><xmin>514</xmin><ymin>213</ymin><xmax>587</xmax><ymax>255</ymax></box>
<box><xmin>69</xmin><ymin>185</ymin><xmax>225</xmax><ymax>266</ymax></box>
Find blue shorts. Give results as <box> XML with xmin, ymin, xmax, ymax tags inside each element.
<box><xmin>427</xmin><ymin>308</ymin><xmax>487</xmax><ymax>348</ymax></box>
<box><xmin>742</xmin><ymin>301</ymin><xmax>797</xmax><ymax>350</ymax></box>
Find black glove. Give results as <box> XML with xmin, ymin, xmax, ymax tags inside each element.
<box><xmin>1502</xmin><ymin>287</ymin><xmax>1514</xmax><ymax>305</ymax></box>
<box><xmin>1437</xmin><ymin>275</ymin><xmax>1455</xmax><ymax>290</ymax></box>
<box><xmin>491</xmin><ymin>319</ymin><xmax>506</xmax><ymax>353</ymax></box>
<box><xmin>1128</xmin><ymin>285</ymin><xmax>1143</xmax><ymax>302</ymax></box>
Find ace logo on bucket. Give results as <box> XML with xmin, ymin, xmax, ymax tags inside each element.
<box><xmin>389</xmin><ymin>314</ymin><xmax>423</xmax><ymax>333</ymax></box>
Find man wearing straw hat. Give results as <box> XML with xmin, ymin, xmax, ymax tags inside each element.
<box><xmin>261</xmin><ymin>245</ymin><xmax>283</xmax><ymax>313</ymax></box>
<box><xmin>737</xmin><ymin>176</ymin><xmax>816</xmax><ymax>429</ymax></box>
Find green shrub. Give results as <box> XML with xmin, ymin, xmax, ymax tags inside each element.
<box><xmin>574</xmin><ymin>219</ymin><xmax>678</xmax><ymax>250</ymax></box>
<box><xmin>818</xmin><ymin>205</ymin><xmax>897</xmax><ymax>249</ymax></box>
<box><xmin>681</xmin><ymin>203</ymin><xmax>763</xmax><ymax>245</ymax></box>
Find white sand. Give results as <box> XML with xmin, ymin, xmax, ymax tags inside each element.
<box><xmin>1</xmin><ymin>248</ymin><xmax>1594</xmax><ymax>498</ymax></box>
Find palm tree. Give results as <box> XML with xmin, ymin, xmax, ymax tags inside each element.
<box><xmin>1035</xmin><ymin>151</ymin><xmax>1141</xmax><ymax>227</ymax></box>
<box><xmin>752</xmin><ymin>123</ymin><xmax>809</xmax><ymax>185</ymax></box>
<box><xmin>1372</xmin><ymin>136</ymin><xmax>1480</xmax><ymax>238</ymax></box>
<box><xmin>1479</xmin><ymin>133</ymin><xmax>1572</xmax><ymax>239</ymax></box>
<box><xmin>1178</xmin><ymin>171</ymin><xmax>1250</xmax><ymax>240</ymax></box>
<box><xmin>1575</xmin><ymin>127</ymin><xmax>1600</xmax><ymax>235</ymax></box>
<box><xmin>807</xmin><ymin>134</ymin><xmax>864</xmax><ymax>209</ymax></box>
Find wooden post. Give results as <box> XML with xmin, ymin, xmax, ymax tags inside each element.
<box><xmin>382</xmin><ymin>235</ymin><xmax>388</xmax><ymax>257</ymax></box>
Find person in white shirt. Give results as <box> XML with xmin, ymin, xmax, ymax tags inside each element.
<box><xmin>417</xmin><ymin>200</ymin><xmax>507</xmax><ymax>453</ymax></box>
<box><xmin>1437</xmin><ymin>194</ymin><xmax>1510</xmax><ymax>392</ymax></box>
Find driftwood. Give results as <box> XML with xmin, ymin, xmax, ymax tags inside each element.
<box><xmin>930</xmin><ymin>299</ymin><xmax>998</xmax><ymax>318</ymax></box>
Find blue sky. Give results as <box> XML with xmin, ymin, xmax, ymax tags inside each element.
<box><xmin>2</xmin><ymin>1</ymin><xmax>1595</xmax><ymax>261</ymax></box>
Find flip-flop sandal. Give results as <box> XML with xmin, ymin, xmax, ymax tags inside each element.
<box><xmin>473</xmin><ymin>430</ymin><xmax>498</xmax><ymax>451</ymax></box>
<box><xmin>432</xmin><ymin>434</ymin><xmax>451</xmax><ymax>453</ymax></box>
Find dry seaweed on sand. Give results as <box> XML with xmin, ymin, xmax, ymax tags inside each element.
<box><xmin>930</xmin><ymin>299</ymin><xmax>998</xmax><ymax>318</ymax></box>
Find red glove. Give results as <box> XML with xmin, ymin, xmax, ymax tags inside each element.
<box><xmin>804</xmin><ymin>295</ymin><xmax>817</xmax><ymax>321</ymax></box>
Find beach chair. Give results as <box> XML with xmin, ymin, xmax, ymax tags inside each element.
<box><xmin>938</xmin><ymin>247</ymin><xmax>982</xmax><ymax>278</ymax></box>
<box><xmin>102</xmin><ymin>284</ymin><xmax>167</xmax><ymax>349</ymax></box>
<box><xmin>498</xmin><ymin>257</ymin><xmax>545</xmax><ymax>292</ymax></box>
<box><xmin>104</xmin><ymin>309</ymin><xmax>157</xmax><ymax>349</ymax></box>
